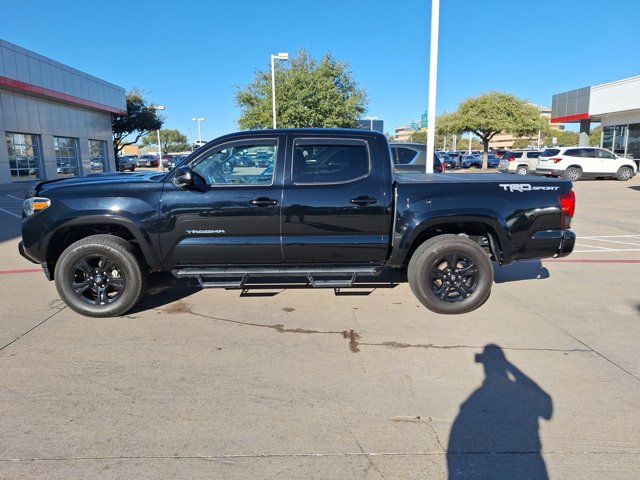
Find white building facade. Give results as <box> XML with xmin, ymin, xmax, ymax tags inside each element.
<box><xmin>551</xmin><ymin>75</ymin><xmax>640</xmax><ymax>161</ymax></box>
<box><xmin>0</xmin><ymin>39</ymin><xmax>126</xmax><ymax>184</ymax></box>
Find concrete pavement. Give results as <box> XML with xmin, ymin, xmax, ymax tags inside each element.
<box><xmin>0</xmin><ymin>176</ymin><xmax>639</xmax><ymax>479</ymax></box>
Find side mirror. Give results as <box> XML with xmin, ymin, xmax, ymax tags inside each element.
<box><xmin>173</xmin><ymin>165</ymin><xmax>193</xmax><ymax>188</ymax></box>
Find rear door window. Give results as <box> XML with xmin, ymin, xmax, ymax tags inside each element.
<box><xmin>526</xmin><ymin>152</ymin><xmax>541</xmax><ymax>158</ymax></box>
<box><xmin>292</xmin><ymin>139</ymin><xmax>370</xmax><ymax>184</ymax></box>
<box><xmin>564</xmin><ymin>149</ymin><xmax>581</xmax><ymax>157</ymax></box>
<box><xmin>579</xmin><ymin>148</ymin><xmax>597</xmax><ymax>158</ymax></box>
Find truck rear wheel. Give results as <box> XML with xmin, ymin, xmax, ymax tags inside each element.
<box><xmin>408</xmin><ymin>234</ymin><xmax>493</xmax><ymax>315</ymax></box>
<box><xmin>54</xmin><ymin>234</ymin><xmax>146</xmax><ymax>317</ymax></box>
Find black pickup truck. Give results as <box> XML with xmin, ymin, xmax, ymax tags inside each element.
<box><xmin>19</xmin><ymin>129</ymin><xmax>576</xmax><ymax>317</ymax></box>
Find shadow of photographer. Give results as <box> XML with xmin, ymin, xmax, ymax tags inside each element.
<box><xmin>448</xmin><ymin>344</ymin><xmax>553</xmax><ymax>480</ymax></box>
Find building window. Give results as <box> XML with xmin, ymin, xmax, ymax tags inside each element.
<box><xmin>6</xmin><ymin>132</ymin><xmax>43</xmax><ymax>181</ymax></box>
<box><xmin>602</xmin><ymin>126</ymin><xmax>614</xmax><ymax>150</ymax></box>
<box><xmin>89</xmin><ymin>140</ymin><xmax>108</xmax><ymax>174</ymax></box>
<box><xmin>613</xmin><ymin>125</ymin><xmax>628</xmax><ymax>156</ymax></box>
<box><xmin>54</xmin><ymin>136</ymin><xmax>80</xmax><ymax>177</ymax></box>
<box><xmin>627</xmin><ymin>124</ymin><xmax>640</xmax><ymax>160</ymax></box>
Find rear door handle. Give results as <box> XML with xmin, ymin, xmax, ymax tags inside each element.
<box><xmin>350</xmin><ymin>196</ymin><xmax>378</xmax><ymax>206</ymax></box>
<box><xmin>249</xmin><ymin>197</ymin><xmax>278</xmax><ymax>207</ymax></box>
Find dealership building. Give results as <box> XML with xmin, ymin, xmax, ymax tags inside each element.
<box><xmin>551</xmin><ymin>75</ymin><xmax>640</xmax><ymax>161</ymax></box>
<box><xmin>0</xmin><ymin>39</ymin><xmax>125</xmax><ymax>184</ymax></box>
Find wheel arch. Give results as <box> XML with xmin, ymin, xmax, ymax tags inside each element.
<box><xmin>390</xmin><ymin>214</ymin><xmax>511</xmax><ymax>267</ymax></box>
<box><xmin>43</xmin><ymin>215</ymin><xmax>163</xmax><ymax>278</ymax></box>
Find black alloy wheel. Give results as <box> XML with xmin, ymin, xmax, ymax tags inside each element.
<box><xmin>71</xmin><ymin>254</ymin><xmax>126</xmax><ymax>306</ymax></box>
<box><xmin>429</xmin><ymin>254</ymin><xmax>478</xmax><ymax>302</ymax></box>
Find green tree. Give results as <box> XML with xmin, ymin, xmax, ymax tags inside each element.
<box><xmin>141</xmin><ymin>129</ymin><xmax>190</xmax><ymax>153</ymax></box>
<box><xmin>111</xmin><ymin>89</ymin><xmax>163</xmax><ymax>157</ymax></box>
<box><xmin>235</xmin><ymin>50</ymin><xmax>368</xmax><ymax>129</ymax></box>
<box><xmin>589</xmin><ymin>126</ymin><xmax>602</xmax><ymax>146</ymax></box>
<box><xmin>439</xmin><ymin>93</ymin><xmax>544</xmax><ymax>168</ymax></box>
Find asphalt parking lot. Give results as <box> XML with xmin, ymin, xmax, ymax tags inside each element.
<box><xmin>1</xmin><ymin>176</ymin><xmax>639</xmax><ymax>479</ymax></box>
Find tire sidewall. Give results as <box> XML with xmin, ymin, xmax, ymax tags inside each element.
<box><xmin>409</xmin><ymin>239</ymin><xmax>493</xmax><ymax>315</ymax></box>
<box><xmin>55</xmin><ymin>242</ymin><xmax>142</xmax><ymax>317</ymax></box>
<box><xmin>617</xmin><ymin>167</ymin><xmax>632</xmax><ymax>181</ymax></box>
<box><xmin>517</xmin><ymin>166</ymin><xmax>528</xmax><ymax>175</ymax></box>
<box><xmin>563</xmin><ymin>167</ymin><xmax>581</xmax><ymax>181</ymax></box>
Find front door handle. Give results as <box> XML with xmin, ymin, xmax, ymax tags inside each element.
<box><xmin>350</xmin><ymin>196</ymin><xmax>378</xmax><ymax>206</ymax></box>
<box><xmin>249</xmin><ymin>197</ymin><xmax>278</xmax><ymax>207</ymax></box>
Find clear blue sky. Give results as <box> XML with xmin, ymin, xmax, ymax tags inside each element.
<box><xmin>3</xmin><ymin>0</ymin><xmax>640</xmax><ymax>141</ymax></box>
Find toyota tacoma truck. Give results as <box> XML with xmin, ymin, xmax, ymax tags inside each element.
<box><xmin>19</xmin><ymin>129</ymin><xmax>576</xmax><ymax>317</ymax></box>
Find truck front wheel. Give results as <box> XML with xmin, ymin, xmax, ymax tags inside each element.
<box><xmin>54</xmin><ymin>234</ymin><xmax>146</xmax><ymax>317</ymax></box>
<box><xmin>408</xmin><ymin>234</ymin><xmax>493</xmax><ymax>315</ymax></box>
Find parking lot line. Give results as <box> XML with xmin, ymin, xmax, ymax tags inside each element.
<box><xmin>0</xmin><ymin>207</ymin><xmax>20</xmax><ymax>218</ymax></box>
<box><xmin>579</xmin><ymin>237</ymin><xmax>640</xmax><ymax>247</ymax></box>
<box><xmin>6</xmin><ymin>194</ymin><xmax>23</xmax><ymax>201</ymax></box>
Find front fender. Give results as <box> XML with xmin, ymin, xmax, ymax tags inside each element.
<box><xmin>40</xmin><ymin>212</ymin><xmax>164</xmax><ymax>271</ymax></box>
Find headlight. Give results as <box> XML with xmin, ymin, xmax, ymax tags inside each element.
<box><xmin>23</xmin><ymin>197</ymin><xmax>51</xmax><ymax>216</ymax></box>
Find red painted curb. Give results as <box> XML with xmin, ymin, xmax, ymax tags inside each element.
<box><xmin>544</xmin><ymin>259</ymin><xmax>640</xmax><ymax>264</ymax></box>
<box><xmin>0</xmin><ymin>268</ymin><xmax>43</xmax><ymax>275</ymax></box>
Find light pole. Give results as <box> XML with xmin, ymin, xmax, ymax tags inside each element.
<box><xmin>365</xmin><ymin>116</ymin><xmax>378</xmax><ymax>131</ymax></box>
<box><xmin>152</xmin><ymin>105</ymin><xmax>165</xmax><ymax>169</ymax></box>
<box><xmin>192</xmin><ymin>117</ymin><xmax>205</xmax><ymax>143</ymax></box>
<box><xmin>270</xmin><ymin>52</ymin><xmax>289</xmax><ymax>129</ymax></box>
<box><xmin>425</xmin><ymin>0</ymin><xmax>440</xmax><ymax>173</ymax></box>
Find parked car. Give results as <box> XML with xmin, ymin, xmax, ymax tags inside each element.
<box><xmin>116</xmin><ymin>156</ymin><xmax>137</xmax><ymax>172</ymax></box>
<box><xmin>536</xmin><ymin>147</ymin><xmax>638</xmax><ymax>181</ymax></box>
<box><xmin>137</xmin><ymin>155</ymin><xmax>160</xmax><ymax>167</ymax></box>
<box><xmin>498</xmin><ymin>150</ymin><xmax>542</xmax><ymax>175</ymax></box>
<box><xmin>166</xmin><ymin>155</ymin><xmax>186</xmax><ymax>170</ymax></box>
<box><xmin>446</xmin><ymin>151</ymin><xmax>465</xmax><ymax>168</ymax></box>
<box><xmin>462</xmin><ymin>154</ymin><xmax>482</xmax><ymax>168</ymax></box>
<box><xmin>19</xmin><ymin>129</ymin><xmax>576</xmax><ymax>318</ymax></box>
<box><xmin>390</xmin><ymin>143</ymin><xmax>444</xmax><ymax>173</ymax></box>
<box><xmin>255</xmin><ymin>151</ymin><xmax>271</xmax><ymax>168</ymax></box>
<box><xmin>487</xmin><ymin>154</ymin><xmax>500</xmax><ymax>168</ymax></box>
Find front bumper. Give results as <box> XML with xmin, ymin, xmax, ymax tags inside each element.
<box><xmin>18</xmin><ymin>241</ymin><xmax>38</xmax><ymax>264</ymax></box>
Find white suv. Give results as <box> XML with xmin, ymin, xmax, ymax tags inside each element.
<box><xmin>536</xmin><ymin>147</ymin><xmax>637</xmax><ymax>181</ymax></box>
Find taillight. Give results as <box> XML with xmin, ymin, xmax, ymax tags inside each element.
<box><xmin>507</xmin><ymin>157</ymin><xmax>514</xmax><ymax>162</ymax></box>
<box><xmin>559</xmin><ymin>190</ymin><xmax>575</xmax><ymax>228</ymax></box>
<box><xmin>551</xmin><ymin>157</ymin><xmax>562</xmax><ymax>164</ymax></box>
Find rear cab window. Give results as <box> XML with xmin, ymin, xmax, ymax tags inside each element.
<box><xmin>292</xmin><ymin>138</ymin><xmax>370</xmax><ymax>184</ymax></box>
<box><xmin>393</xmin><ymin>147</ymin><xmax>419</xmax><ymax>165</ymax></box>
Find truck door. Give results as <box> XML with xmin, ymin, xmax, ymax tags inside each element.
<box><xmin>281</xmin><ymin>136</ymin><xmax>392</xmax><ymax>264</ymax></box>
<box><xmin>159</xmin><ymin>137</ymin><xmax>284</xmax><ymax>267</ymax></box>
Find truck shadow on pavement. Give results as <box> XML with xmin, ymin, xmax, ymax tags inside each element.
<box><xmin>448</xmin><ymin>344</ymin><xmax>553</xmax><ymax>480</ymax></box>
<box><xmin>130</xmin><ymin>272</ymin><xmax>200</xmax><ymax>314</ymax></box>
<box><xmin>129</xmin><ymin>262</ymin><xmax>549</xmax><ymax>313</ymax></box>
<box><xmin>493</xmin><ymin>260</ymin><xmax>549</xmax><ymax>283</ymax></box>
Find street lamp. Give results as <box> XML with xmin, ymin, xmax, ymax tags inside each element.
<box><xmin>365</xmin><ymin>116</ymin><xmax>378</xmax><ymax>131</ymax></box>
<box><xmin>192</xmin><ymin>117</ymin><xmax>205</xmax><ymax>143</ymax></box>
<box><xmin>270</xmin><ymin>52</ymin><xmax>289</xmax><ymax>129</ymax></box>
<box><xmin>425</xmin><ymin>0</ymin><xmax>440</xmax><ymax>174</ymax></box>
<box><xmin>152</xmin><ymin>105</ymin><xmax>165</xmax><ymax>169</ymax></box>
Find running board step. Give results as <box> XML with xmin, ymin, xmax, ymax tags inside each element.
<box><xmin>171</xmin><ymin>267</ymin><xmax>381</xmax><ymax>289</ymax></box>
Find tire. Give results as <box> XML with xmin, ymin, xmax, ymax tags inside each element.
<box><xmin>407</xmin><ymin>234</ymin><xmax>493</xmax><ymax>315</ymax></box>
<box><xmin>616</xmin><ymin>166</ymin><xmax>633</xmax><ymax>181</ymax></box>
<box><xmin>54</xmin><ymin>234</ymin><xmax>146</xmax><ymax>317</ymax></box>
<box><xmin>516</xmin><ymin>165</ymin><xmax>529</xmax><ymax>175</ymax></box>
<box><xmin>563</xmin><ymin>166</ymin><xmax>582</xmax><ymax>181</ymax></box>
